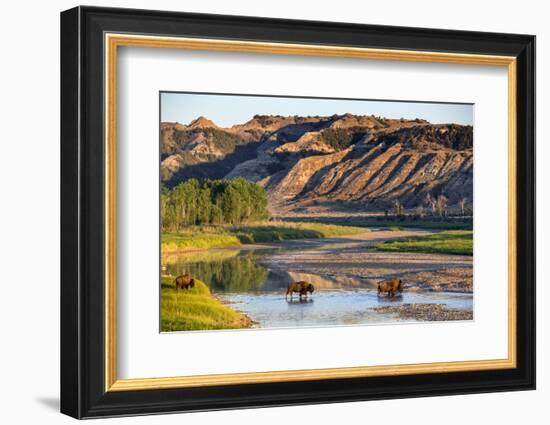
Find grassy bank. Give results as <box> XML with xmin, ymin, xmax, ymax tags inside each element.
<box><xmin>162</xmin><ymin>249</ymin><xmax>239</xmax><ymax>266</ymax></box>
<box><xmin>366</xmin><ymin>220</ymin><xmax>471</xmax><ymax>230</ymax></box>
<box><xmin>162</xmin><ymin>222</ymin><xmax>367</xmax><ymax>253</ymax></box>
<box><xmin>374</xmin><ymin>230</ymin><xmax>473</xmax><ymax>255</ymax></box>
<box><xmin>282</xmin><ymin>217</ymin><xmax>472</xmax><ymax>230</ymax></box>
<box><xmin>162</xmin><ymin>232</ymin><xmax>240</xmax><ymax>252</ymax></box>
<box><xmin>160</xmin><ymin>276</ymin><xmax>253</xmax><ymax>332</ymax></box>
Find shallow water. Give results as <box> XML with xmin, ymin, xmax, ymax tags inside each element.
<box><xmin>163</xmin><ymin>238</ymin><xmax>473</xmax><ymax>328</ymax></box>
<box><xmin>221</xmin><ymin>290</ymin><xmax>472</xmax><ymax>328</ymax></box>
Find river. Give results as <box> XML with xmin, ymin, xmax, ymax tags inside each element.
<box><xmin>163</xmin><ymin>231</ymin><xmax>473</xmax><ymax>328</ymax></box>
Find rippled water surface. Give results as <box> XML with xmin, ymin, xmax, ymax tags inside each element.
<box><xmin>221</xmin><ymin>290</ymin><xmax>472</xmax><ymax>328</ymax></box>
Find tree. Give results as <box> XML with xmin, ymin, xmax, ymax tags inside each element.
<box><xmin>170</xmin><ymin>184</ymin><xmax>186</xmax><ymax>229</ymax></box>
<box><xmin>172</xmin><ymin>179</ymin><xmax>199</xmax><ymax>226</ymax></box>
<box><xmin>392</xmin><ymin>199</ymin><xmax>403</xmax><ymax>217</ymax></box>
<box><xmin>160</xmin><ymin>187</ymin><xmax>171</xmax><ymax>231</ymax></box>
<box><xmin>435</xmin><ymin>194</ymin><xmax>448</xmax><ymax>217</ymax></box>
<box><xmin>248</xmin><ymin>183</ymin><xmax>269</xmax><ymax>221</ymax></box>
<box><xmin>424</xmin><ymin>193</ymin><xmax>437</xmax><ymax>215</ymax></box>
<box><xmin>210</xmin><ymin>204</ymin><xmax>223</xmax><ymax>224</ymax></box>
<box><xmin>164</xmin><ymin>204</ymin><xmax>177</xmax><ymax>231</ymax></box>
<box><xmin>219</xmin><ymin>185</ymin><xmax>239</xmax><ymax>224</ymax></box>
<box><xmin>230</xmin><ymin>178</ymin><xmax>252</xmax><ymax>222</ymax></box>
<box><xmin>196</xmin><ymin>186</ymin><xmax>212</xmax><ymax>224</ymax></box>
<box><xmin>458</xmin><ymin>195</ymin><xmax>467</xmax><ymax>216</ymax></box>
<box><xmin>162</xmin><ymin>178</ymin><xmax>270</xmax><ymax>228</ymax></box>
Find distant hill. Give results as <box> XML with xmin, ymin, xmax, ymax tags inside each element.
<box><xmin>160</xmin><ymin>114</ymin><xmax>473</xmax><ymax>215</ymax></box>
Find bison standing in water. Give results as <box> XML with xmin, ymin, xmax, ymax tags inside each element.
<box><xmin>175</xmin><ymin>274</ymin><xmax>195</xmax><ymax>290</ymax></box>
<box><xmin>377</xmin><ymin>278</ymin><xmax>403</xmax><ymax>297</ymax></box>
<box><xmin>286</xmin><ymin>281</ymin><xmax>314</xmax><ymax>299</ymax></box>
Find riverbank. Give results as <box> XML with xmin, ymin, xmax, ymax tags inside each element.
<box><xmin>255</xmin><ymin>231</ymin><xmax>473</xmax><ymax>293</ymax></box>
<box><xmin>277</xmin><ymin>212</ymin><xmax>472</xmax><ymax>231</ymax></box>
<box><xmin>374</xmin><ymin>230</ymin><xmax>473</xmax><ymax>255</ymax></box>
<box><xmin>161</xmin><ymin>222</ymin><xmax>367</xmax><ymax>253</ymax></box>
<box><xmin>400</xmin><ymin>267</ymin><xmax>473</xmax><ymax>293</ymax></box>
<box><xmin>374</xmin><ymin>303</ymin><xmax>473</xmax><ymax>321</ymax></box>
<box><xmin>160</xmin><ymin>276</ymin><xmax>254</xmax><ymax>331</ymax></box>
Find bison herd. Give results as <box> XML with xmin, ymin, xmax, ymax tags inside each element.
<box><xmin>284</xmin><ymin>278</ymin><xmax>404</xmax><ymax>299</ymax></box>
<box><xmin>175</xmin><ymin>274</ymin><xmax>404</xmax><ymax>299</ymax></box>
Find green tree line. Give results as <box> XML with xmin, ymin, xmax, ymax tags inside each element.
<box><xmin>161</xmin><ymin>178</ymin><xmax>269</xmax><ymax>230</ymax></box>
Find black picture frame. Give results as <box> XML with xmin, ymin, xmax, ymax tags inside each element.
<box><xmin>61</xmin><ymin>5</ymin><xmax>535</xmax><ymax>419</ymax></box>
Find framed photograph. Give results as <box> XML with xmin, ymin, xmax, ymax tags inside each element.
<box><xmin>60</xmin><ymin>6</ymin><xmax>535</xmax><ymax>419</ymax></box>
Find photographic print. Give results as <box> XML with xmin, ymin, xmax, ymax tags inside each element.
<box><xmin>61</xmin><ymin>9</ymin><xmax>535</xmax><ymax>416</ymax></box>
<box><xmin>159</xmin><ymin>92</ymin><xmax>474</xmax><ymax>332</ymax></box>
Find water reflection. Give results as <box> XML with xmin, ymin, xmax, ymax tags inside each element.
<box><xmin>163</xmin><ymin>249</ymin><xmax>375</xmax><ymax>293</ymax></box>
<box><xmin>376</xmin><ymin>293</ymin><xmax>404</xmax><ymax>303</ymax></box>
<box><xmin>165</xmin><ymin>252</ymin><xmax>269</xmax><ymax>293</ymax></box>
<box><xmin>286</xmin><ymin>298</ymin><xmax>314</xmax><ymax>306</ymax></box>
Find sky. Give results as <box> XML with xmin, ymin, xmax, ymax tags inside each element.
<box><xmin>160</xmin><ymin>92</ymin><xmax>473</xmax><ymax>127</ymax></box>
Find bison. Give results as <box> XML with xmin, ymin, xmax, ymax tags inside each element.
<box><xmin>175</xmin><ymin>274</ymin><xmax>195</xmax><ymax>290</ymax></box>
<box><xmin>286</xmin><ymin>281</ymin><xmax>314</xmax><ymax>299</ymax></box>
<box><xmin>377</xmin><ymin>278</ymin><xmax>403</xmax><ymax>297</ymax></box>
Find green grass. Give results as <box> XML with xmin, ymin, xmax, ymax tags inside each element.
<box><xmin>384</xmin><ymin>226</ymin><xmax>403</xmax><ymax>231</ymax></box>
<box><xmin>161</xmin><ymin>222</ymin><xmax>367</xmax><ymax>252</ymax></box>
<box><xmin>374</xmin><ymin>230</ymin><xmax>473</xmax><ymax>255</ymax></box>
<box><xmin>161</xmin><ymin>231</ymin><xmax>240</xmax><ymax>252</ymax></box>
<box><xmin>162</xmin><ymin>249</ymin><xmax>239</xmax><ymax>266</ymax></box>
<box><xmin>290</xmin><ymin>218</ymin><xmax>471</xmax><ymax>230</ymax></box>
<box><xmin>160</xmin><ymin>277</ymin><xmax>252</xmax><ymax>332</ymax></box>
<box><xmin>367</xmin><ymin>220</ymin><xmax>471</xmax><ymax>230</ymax></box>
<box><xmin>231</xmin><ymin>222</ymin><xmax>366</xmax><ymax>243</ymax></box>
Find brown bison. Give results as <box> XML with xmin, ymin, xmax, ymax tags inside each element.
<box><xmin>175</xmin><ymin>274</ymin><xmax>195</xmax><ymax>290</ymax></box>
<box><xmin>286</xmin><ymin>281</ymin><xmax>314</xmax><ymax>299</ymax></box>
<box><xmin>377</xmin><ymin>278</ymin><xmax>403</xmax><ymax>297</ymax></box>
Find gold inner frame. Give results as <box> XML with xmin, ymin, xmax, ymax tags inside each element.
<box><xmin>104</xmin><ymin>33</ymin><xmax>517</xmax><ymax>392</ymax></box>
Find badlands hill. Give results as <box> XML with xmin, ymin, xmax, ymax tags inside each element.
<box><xmin>160</xmin><ymin>113</ymin><xmax>473</xmax><ymax>215</ymax></box>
